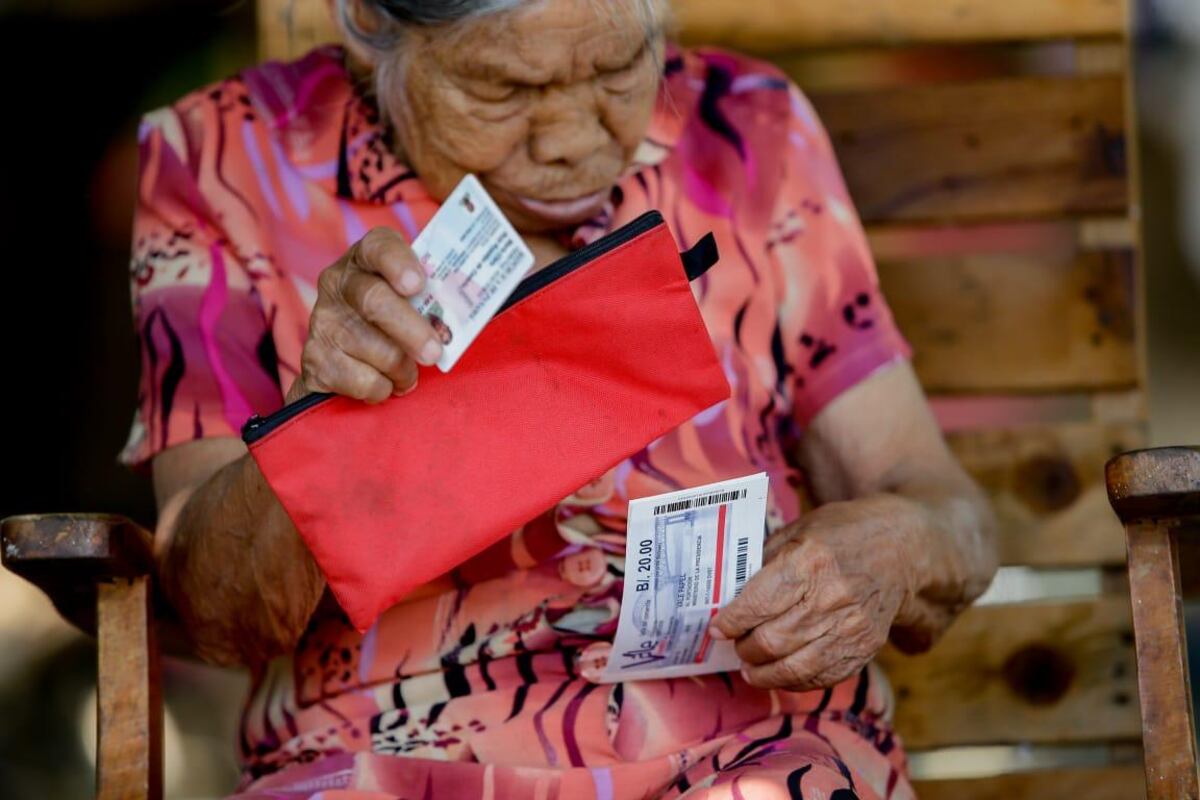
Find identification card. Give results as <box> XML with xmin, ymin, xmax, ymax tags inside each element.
<box><xmin>598</xmin><ymin>473</ymin><xmax>769</xmax><ymax>682</ymax></box>
<box><xmin>409</xmin><ymin>174</ymin><xmax>534</xmax><ymax>371</ymax></box>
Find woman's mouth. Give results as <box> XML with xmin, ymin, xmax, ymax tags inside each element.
<box><xmin>506</xmin><ymin>188</ymin><xmax>611</xmax><ymax>226</ymax></box>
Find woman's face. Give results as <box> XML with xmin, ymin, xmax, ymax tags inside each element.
<box><xmin>363</xmin><ymin>0</ymin><xmax>663</xmax><ymax>233</ymax></box>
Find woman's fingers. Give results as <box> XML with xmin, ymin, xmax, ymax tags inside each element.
<box><xmin>351</xmin><ymin>227</ymin><xmax>426</xmax><ymax>297</ymax></box>
<box><xmin>337</xmin><ymin>270</ymin><xmax>443</xmax><ymax>366</ymax></box>
<box><xmin>740</xmin><ymin>638</ymin><xmax>862</xmax><ymax>692</ymax></box>
<box><xmin>298</xmin><ymin>227</ymin><xmax>438</xmax><ymax>402</ymax></box>
<box><xmin>333</xmin><ymin>315</ymin><xmax>420</xmax><ymax>395</ymax></box>
<box><xmin>732</xmin><ymin>601</ymin><xmax>830</xmax><ymax>666</ymax></box>
<box><xmin>711</xmin><ymin>543</ymin><xmax>812</xmax><ymax>641</ymax></box>
<box><xmin>300</xmin><ymin>341</ymin><xmax>397</xmax><ymax>404</ymax></box>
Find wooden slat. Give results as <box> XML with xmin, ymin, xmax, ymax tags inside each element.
<box><xmin>877</xmin><ymin>597</ymin><xmax>1140</xmax><ymax>748</ymax></box>
<box><xmin>257</xmin><ymin>0</ymin><xmax>1130</xmax><ymax>63</ymax></box>
<box><xmin>877</xmin><ymin>244</ymin><xmax>1137</xmax><ymax>394</ymax></box>
<box><xmin>258</xmin><ymin>0</ymin><xmax>336</xmax><ymax>63</ymax></box>
<box><xmin>948</xmin><ymin>422</ymin><xmax>1145</xmax><ymax>567</ymax></box>
<box><xmin>811</xmin><ymin>76</ymin><xmax>1128</xmax><ymax>224</ymax></box>
<box><xmin>673</xmin><ymin>0</ymin><xmax>1128</xmax><ymax>51</ymax></box>
<box><xmin>774</xmin><ymin>41</ymin><xmax>1124</xmax><ymax>93</ymax></box>
<box><xmin>929</xmin><ymin>390</ymin><xmax>1145</xmax><ymax>433</ymax></box>
<box><xmin>913</xmin><ymin>764</ymin><xmax>1146</xmax><ymax>800</ymax></box>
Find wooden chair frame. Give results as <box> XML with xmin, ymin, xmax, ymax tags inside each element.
<box><xmin>2</xmin><ymin>515</ymin><xmax>161</xmax><ymax>800</ymax></box>
<box><xmin>1107</xmin><ymin>447</ymin><xmax>1200</xmax><ymax>799</ymax></box>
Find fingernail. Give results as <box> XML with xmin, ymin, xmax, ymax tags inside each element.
<box><xmin>740</xmin><ymin>668</ymin><xmax>751</xmax><ymax>683</ymax></box>
<box><xmin>400</xmin><ymin>270</ymin><xmax>423</xmax><ymax>294</ymax></box>
<box><xmin>709</xmin><ymin>625</ymin><xmax>728</xmax><ymax>641</ymax></box>
<box><xmin>393</xmin><ymin>375</ymin><xmax>418</xmax><ymax>397</ymax></box>
<box><xmin>417</xmin><ymin>339</ymin><xmax>443</xmax><ymax>366</ymax></box>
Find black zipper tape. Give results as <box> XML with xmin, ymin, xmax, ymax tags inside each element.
<box><xmin>242</xmin><ymin>389</ymin><xmax>332</xmax><ymax>442</ymax></box>
<box><xmin>242</xmin><ymin>210</ymin><xmax>714</xmax><ymax>444</ymax></box>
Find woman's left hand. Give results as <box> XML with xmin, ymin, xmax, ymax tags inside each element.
<box><xmin>711</xmin><ymin>494</ymin><xmax>920</xmax><ymax>692</ymax></box>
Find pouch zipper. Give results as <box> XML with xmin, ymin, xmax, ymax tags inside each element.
<box><xmin>242</xmin><ymin>209</ymin><xmax>665</xmax><ymax>444</ymax></box>
<box><xmin>242</xmin><ymin>388</ymin><xmax>333</xmax><ymax>442</ymax></box>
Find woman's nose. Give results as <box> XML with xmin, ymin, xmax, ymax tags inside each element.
<box><xmin>528</xmin><ymin>89</ymin><xmax>610</xmax><ymax>167</ymax></box>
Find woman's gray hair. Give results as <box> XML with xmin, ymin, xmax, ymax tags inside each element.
<box><xmin>337</xmin><ymin>0</ymin><xmax>668</xmax><ymax>150</ymax></box>
<box><xmin>337</xmin><ymin>0</ymin><xmax>665</xmax><ymax>52</ymax></box>
<box><xmin>339</xmin><ymin>0</ymin><xmax>520</xmax><ymax>47</ymax></box>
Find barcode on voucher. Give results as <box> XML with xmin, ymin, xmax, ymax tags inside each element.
<box><xmin>733</xmin><ymin>538</ymin><xmax>750</xmax><ymax>596</ymax></box>
<box><xmin>652</xmin><ymin>488</ymin><xmax>748</xmax><ymax>516</ymax></box>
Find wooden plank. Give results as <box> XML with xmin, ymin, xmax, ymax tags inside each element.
<box><xmin>774</xmin><ymin>42</ymin><xmax>1087</xmax><ymax>93</ymax></box>
<box><xmin>257</xmin><ymin>1</ymin><xmax>1130</xmax><ymax>63</ymax></box>
<box><xmin>672</xmin><ymin>0</ymin><xmax>1128</xmax><ymax>51</ymax></box>
<box><xmin>877</xmin><ymin>244</ymin><xmax>1137</xmax><ymax>394</ymax></box>
<box><xmin>929</xmin><ymin>390</ymin><xmax>1145</xmax><ymax>433</ymax></box>
<box><xmin>96</xmin><ymin>577</ymin><xmax>162</xmax><ymax>800</ymax></box>
<box><xmin>877</xmin><ymin>596</ymin><xmax>1140</xmax><ymax>748</ymax></box>
<box><xmin>258</xmin><ymin>0</ymin><xmax>337</xmax><ymax>62</ymax></box>
<box><xmin>913</xmin><ymin>764</ymin><xmax>1146</xmax><ymax>800</ymax></box>
<box><xmin>866</xmin><ymin>218</ymin><xmax>1136</xmax><ymax>259</ymax></box>
<box><xmin>811</xmin><ymin>76</ymin><xmax>1129</xmax><ymax>224</ymax></box>
<box><xmin>948</xmin><ymin>422</ymin><xmax>1145</xmax><ymax>567</ymax></box>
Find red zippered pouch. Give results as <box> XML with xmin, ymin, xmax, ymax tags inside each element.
<box><xmin>242</xmin><ymin>211</ymin><xmax>730</xmax><ymax>632</ymax></box>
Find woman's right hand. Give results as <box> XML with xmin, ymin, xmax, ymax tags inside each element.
<box><xmin>287</xmin><ymin>227</ymin><xmax>444</xmax><ymax>404</ymax></box>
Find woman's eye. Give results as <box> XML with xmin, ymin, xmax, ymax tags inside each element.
<box><xmin>468</xmin><ymin>83</ymin><xmax>519</xmax><ymax>103</ymax></box>
<box><xmin>601</xmin><ymin>67</ymin><xmax>642</xmax><ymax>94</ymax></box>
<box><xmin>600</xmin><ymin>51</ymin><xmax>649</xmax><ymax>93</ymax></box>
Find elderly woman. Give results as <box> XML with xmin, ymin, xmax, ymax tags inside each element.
<box><xmin>126</xmin><ymin>0</ymin><xmax>997</xmax><ymax>797</ymax></box>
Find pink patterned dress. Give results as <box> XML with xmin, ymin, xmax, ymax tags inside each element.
<box><xmin>123</xmin><ymin>44</ymin><xmax>915</xmax><ymax>799</ymax></box>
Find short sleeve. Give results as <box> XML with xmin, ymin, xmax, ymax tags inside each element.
<box><xmin>770</xmin><ymin>85</ymin><xmax>912</xmax><ymax>426</ymax></box>
<box><xmin>119</xmin><ymin>107</ymin><xmax>284</xmax><ymax>469</ymax></box>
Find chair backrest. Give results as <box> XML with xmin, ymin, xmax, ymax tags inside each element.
<box><xmin>257</xmin><ymin>2</ymin><xmax>1147</xmax><ymax>796</ymax></box>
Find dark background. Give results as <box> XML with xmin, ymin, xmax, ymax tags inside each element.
<box><xmin>0</xmin><ymin>1</ymin><xmax>256</xmax><ymax>528</ymax></box>
<box><xmin>0</xmin><ymin>4</ymin><xmax>257</xmax><ymax>796</ymax></box>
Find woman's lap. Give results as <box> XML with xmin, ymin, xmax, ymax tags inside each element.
<box><xmin>230</xmin><ymin>715</ymin><xmax>910</xmax><ymax>799</ymax></box>
<box><xmin>231</xmin><ymin>665</ymin><xmax>912</xmax><ymax>800</ymax></box>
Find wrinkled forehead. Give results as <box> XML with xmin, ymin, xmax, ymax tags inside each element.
<box><xmin>424</xmin><ymin>0</ymin><xmax>664</xmax><ymax>83</ymax></box>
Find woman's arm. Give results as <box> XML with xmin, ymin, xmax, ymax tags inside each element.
<box><xmin>713</xmin><ymin>361</ymin><xmax>998</xmax><ymax>690</ymax></box>
<box><xmin>153</xmin><ymin>438</ymin><xmax>325</xmax><ymax>668</ymax></box>
<box><xmin>152</xmin><ymin>228</ymin><xmax>448</xmax><ymax>668</ymax></box>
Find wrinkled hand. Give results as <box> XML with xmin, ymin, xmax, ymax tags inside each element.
<box><xmin>712</xmin><ymin>495</ymin><xmax>918</xmax><ymax>691</ymax></box>
<box><xmin>287</xmin><ymin>227</ymin><xmax>443</xmax><ymax>404</ymax></box>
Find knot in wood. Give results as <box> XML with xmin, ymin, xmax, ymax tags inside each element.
<box><xmin>1015</xmin><ymin>455</ymin><xmax>1082</xmax><ymax>513</ymax></box>
<box><xmin>1003</xmin><ymin>643</ymin><xmax>1076</xmax><ymax>706</ymax></box>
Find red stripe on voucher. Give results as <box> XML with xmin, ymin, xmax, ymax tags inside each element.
<box><xmin>712</xmin><ymin>503</ymin><xmax>727</xmax><ymax>604</ymax></box>
<box><xmin>695</xmin><ymin>609</ymin><xmax>717</xmax><ymax>663</ymax></box>
<box><xmin>697</xmin><ymin>504</ymin><xmax>729</xmax><ymax>664</ymax></box>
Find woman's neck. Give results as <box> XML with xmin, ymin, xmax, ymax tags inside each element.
<box><xmin>524</xmin><ymin>233</ymin><xmax>572</xmax><ymax>273</ymax></box>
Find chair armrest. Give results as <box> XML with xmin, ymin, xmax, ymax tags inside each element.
<box><xmin>1106</xmin><ymin>446</ymin><xmax>1200</xmax><ymax>523</ymax></box>
<box><xmin>1</xmin><ymin>513</ymin><xmax>155</xmax><ymax>635</ymax></box>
